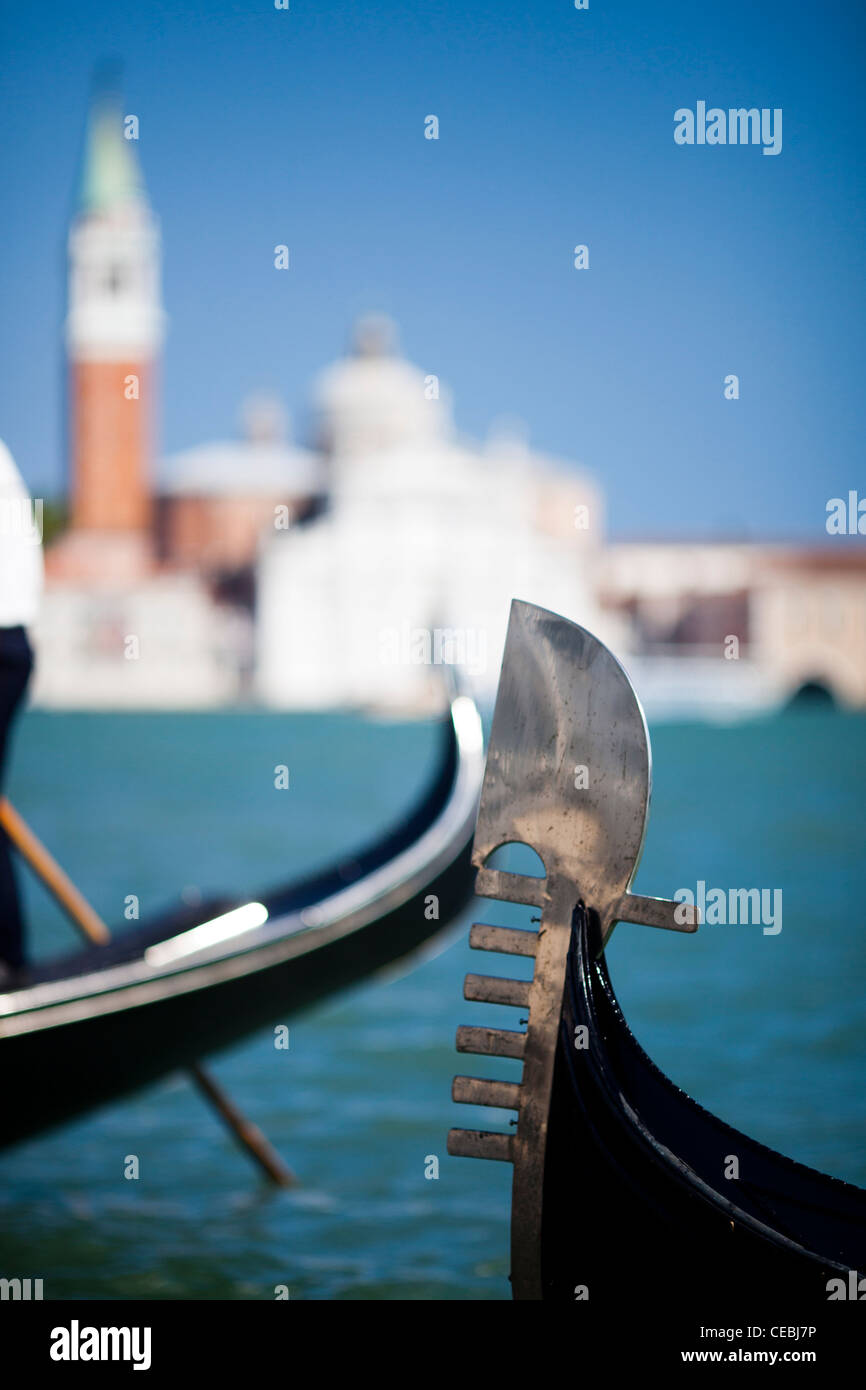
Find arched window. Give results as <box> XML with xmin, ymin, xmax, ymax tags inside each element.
<box><xmin>788</xmin><ymin>678</ymin><xmax>836</xmax><ymax>709</ymax></box>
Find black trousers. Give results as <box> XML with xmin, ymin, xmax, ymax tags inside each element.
<box><xmin>0</xmin><ymin>626</ymin><xmax>33</xmax><ymax>968</ymax></box>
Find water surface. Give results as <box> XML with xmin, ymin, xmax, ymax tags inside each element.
<box><xmin>0</xmin><ymin>706</ymin><xmax>863</xmax><ymax>1299</ymax></box>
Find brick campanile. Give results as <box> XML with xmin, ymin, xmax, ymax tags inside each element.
<box><xmin>70</xmin><ymin>359</ymin><xmax>154</xmax><ymax>531</ymax></box>
<box><xmin>59</xmin><ymin>84</ymin><xmax>164</xmax><ymax>581</ymax></box>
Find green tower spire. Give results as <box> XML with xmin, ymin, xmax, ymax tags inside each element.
<box><xmin>79</xmin><ymin>72</ymin><xmax>145</xmax><ymax>214</ymax></box>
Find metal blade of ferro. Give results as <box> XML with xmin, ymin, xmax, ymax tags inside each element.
<box><xmin>447</xmin><ymin>599</ymin><xmax>699</xmax><ymax>1300</ymax></box>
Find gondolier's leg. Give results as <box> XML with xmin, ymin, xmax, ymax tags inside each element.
<box><xmin>0</xmin><ymin>625</ymin><xmax>34</xmax><ymax>970</ymax></box>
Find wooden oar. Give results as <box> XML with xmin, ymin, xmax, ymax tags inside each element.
<box><xmin>0</xmin><ymin>796</ymin><xmax>297</xmax><ymax>1188</ymax></box>
<box><xmin>0</xmin><ymin>799</ymin><xmax>111</xmax><ymax>946</ymax></box>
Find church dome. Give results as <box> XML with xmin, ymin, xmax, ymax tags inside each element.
<box><xmin>313</xmin><ymin>315</ymin><xmax>450</xmax><ymax>457</ymax></box>
<box><xmin>162</xmin><ymin>395</ymin><xmax>322</xmax><ymax>497</ymax></box>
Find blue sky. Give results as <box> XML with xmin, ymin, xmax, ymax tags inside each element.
<box><xmin>1</xmin><ymin>0</ymin><xmax>864</xmax><ymax>537</ymax></box>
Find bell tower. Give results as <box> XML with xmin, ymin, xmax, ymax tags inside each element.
<box><xmin>56</xmin><ymin>75</ymin><xmax>164</xmax><ymax>581</ymax></box>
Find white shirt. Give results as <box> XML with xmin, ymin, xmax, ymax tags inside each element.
<box><xmin>0</xmin><ymin>437</ymin><xmax>44</xmax><ymax>628</ymax></box>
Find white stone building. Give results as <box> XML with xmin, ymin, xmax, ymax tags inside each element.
<box><xmin>256</xmin><ymin>318</ymin><xmax>605</xmax><ymax>710</ymax></box>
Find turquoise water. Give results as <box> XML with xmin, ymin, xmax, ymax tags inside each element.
<box><xmin>0</xmin><ymin>707</ymin><xmax>863</xmax><ymax>1300</ymax></box>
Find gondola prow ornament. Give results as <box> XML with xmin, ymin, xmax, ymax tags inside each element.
<box><xmin>448</xmin><ymin>600</ymin><xmax>699</xmax><ymax>1299</ymax></box>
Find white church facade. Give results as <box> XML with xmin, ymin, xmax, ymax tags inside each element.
<box><xmin>256</xmin><ymin>317</ymin><xmax>607</xmax><ymax>710</ymax></box>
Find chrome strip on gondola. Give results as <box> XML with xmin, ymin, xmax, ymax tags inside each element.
<box><xmin>0</xmin><ymin>694</ymin><xmax>483</xmax><ymax>1037</ymax></box>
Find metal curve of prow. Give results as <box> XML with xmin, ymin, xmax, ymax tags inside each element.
<box><xmin>448</xmin><ymin>599</ymin><xmax>699</xmax><ymax>1300</ymax></box>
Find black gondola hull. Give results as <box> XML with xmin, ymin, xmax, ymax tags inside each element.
<box><xmin>540</xmin><ymin>911</ymin><xmax>866</xmax><ymax>1304</ymax></box>
<box><xmin>0</xmin><ymin>697</ymin><xmax>483</xmax><ymax>1150</ymax></box>
<box><xmin>1</xmin><ymin>844</ymin><xmax>471</xmax><ymax>1150</ymax></box>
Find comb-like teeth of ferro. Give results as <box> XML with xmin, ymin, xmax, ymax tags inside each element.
<box><xmin>451</xmin><ymin>910</ymin><xmax>533</xmax><ymax>1162</ymax></box>
<box><xmin>473</xmin><ymin>866</ymin><xmax>545</xmax><ymax>908</ymax></box>
<box><xmin>464</xmin><ymin>973</ymin><xmax>531</xmax><ymax>1008</ymax></box>
<box><xmin>456</xmin><ymin>1024</ymin><xmax>526</xmax><ymax>1059</ymax></box>
<box><xmin>447</xmin><ymin>1128</ymin><xmax>514</xmax><ymax>1162</ymax></box>
<box><xmin>452</xmin><ymin>1075</ymin><xmax>522</xmax><ymax>1110</ymax></box>
<box><xmin>469</xmin><ymin>923</ymin><xmax>538</xmax><ymax>957</ymax></box>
